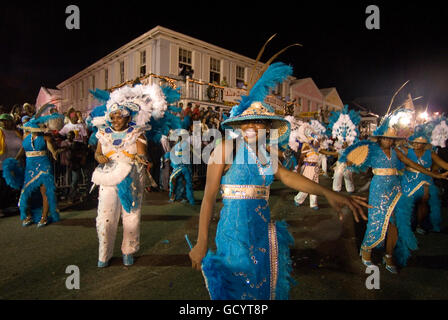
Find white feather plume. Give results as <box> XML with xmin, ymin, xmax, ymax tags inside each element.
<box><xmin>332</xmin><ymin>114</ymin><xmax>357</xmax><ymax>146</ymax></box>
<box><xmin>431</xmin><ymin>120</ymin><xmax>448</xmax><ymax>148</ymax></box>
<box><xmin>106</xmin><ymin>84</ymin><xmax>167</xmax><ymax>127</ymax></box>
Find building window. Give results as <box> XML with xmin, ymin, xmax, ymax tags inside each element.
<box><xmin>104</xmin><ymin>69</ymin><xmax>108</xmax><ymax>89</ymax></box>
<box><xmin>307</xmin><ymin>100</ymin><xmax>311</xmax><ymax>112</ymax></box>
<box><xmin>298</xmin><ymin>97</ymin><xmax>302</xmax><ymax>106</ymax></box>
<box><xmin>236</xmin><ymin>65</ymin><xmax>245</xmax><ymax>88</ymax></box>
<box><xmin>210</xmin><ymin>57</ymin><xmax>220</xmax><ymax>84</ymax></box>
<box><xmin>80</xmin><ymin>80</ymin><xmax>84</xmax><ymax>99</ymax></box>
<box><xmin>179</xmin><ymin>48</ymin><xmax>193</xmax><ymax>78</ymax></box>
<box><xmin>140</xmin><ymin>51</ymin><xmax>146</xmax><ymax>77</ymax></box>
<box><xmin>120</xmin><ymin>61</ymin><xmax>125</xmax><ymax>83</ymax></box>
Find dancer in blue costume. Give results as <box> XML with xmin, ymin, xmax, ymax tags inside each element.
<box><xmin>2</xmin><ymin>106</ymin><xmax>63</xmax><ymax>227</ymax></box>
<box><xmin>340</xmin><ymin>111</ymin><xmax>448</xmax><ymax>273</ymax></box>
<box><xmin>399</xmin><ymin>121</ymin><xmax>448</xmax><ymax>234</ymax></box>
<box><xmin>168</xmin><ymin>130</ymin><xmax>195</xmax><ymax>205</ymax></box>
<box><xmin>189</xmin><ymin>62</ymin><xmax>370</xmax><ymax>300</ymax></box>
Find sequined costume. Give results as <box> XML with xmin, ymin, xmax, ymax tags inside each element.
<box><xmin>400</xmin><ymin>148</ymin><xmax>441</xmax><ymax>232</ymax></box>
<box><xmin>201</xmin><ymin>139</ymin><xmax>294</xmax><ymax>300</ymax></box>
<box><xmin>92</xmin><ymin>125</ymin><xmax>146</xmax><ymax>263</ymax></box>
<box><xmin>332</xmin><ymin>149</ymin><xmax>355</xmax><ymax>193</ymax></box>
<box><xmin>19</xmin><ymin>134</ymin><xmax>59</xmax><ymax>223</ymax></box>
<box><xmin>342</xmin><ymin>141</ymin><xmax>417</xmax><ymax>266</ymax></box>
<box><xmin>294</xmin><ymin>143</ymin><xmax>320</xmax><ymax>208</ymax></box>
<box><xmin>168</xmin><ymin>140</ymin><xmax>195</xmax><ymax>204</ymax></box>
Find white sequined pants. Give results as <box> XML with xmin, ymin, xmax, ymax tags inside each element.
<box><xmin>294</xmin><ymin>164</ymin><xmax>319</xmax><ymax>207</ymax></box>
<box><xmin>319</xmin><ymin>154</ymin><xmax>327</xmax><ymax>173</ymax></box>
<box><xmin>332</xmin><ymin>162</ymin><xmax>355</xmax><ymax>192</ymax></box>
<box><xmin>96</xmin><ymin>185</ymin><xmax>142</xmax><ymax>263</ymax></box>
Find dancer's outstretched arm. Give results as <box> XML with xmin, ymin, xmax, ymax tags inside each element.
<box><xmin>275</xmin><ymin>164</ymin><xmax>370</xmax><ymax>222</ymax></box>
<box><xmin>395</xmin><ymin>148</ymin><xmax>448</xmax><ymax>179</ymax></box>
<box><xmin>432</xmin><ymin>152</ymin><xmax>448</xmax><ymax>171</ymax></box>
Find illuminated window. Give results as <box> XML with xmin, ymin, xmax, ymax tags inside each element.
<box><xmin>120</xmin><ymin>61</ymin><xmax>125</xmax><ymax>83</ymax></box>
<box><xmin>140</xmin><ymin>51</ymin><xmax>146</xmax><ymax>76</ymax></box>
<box><xmin>210</xmin><ymin>57</ymin><xmax>220</xmax><ymax>84</ymax></box>
<box><xmin>236</xmin><ymin>65</ymin><xmax>245</xmax><ymax>88</ymax></box>
<box><xmin>104</xmin><ymin>69</ymin><xmax>108</xmax><ymax>89</ymax></box>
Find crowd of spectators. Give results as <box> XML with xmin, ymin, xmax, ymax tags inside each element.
<box><xmin>0</xmin><ymin>101</ymin><xmax>227</xmax><ymax>211</ymax></box>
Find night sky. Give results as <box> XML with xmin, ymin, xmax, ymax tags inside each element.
<box><xmin>1</xmin><ymin>1</ymin><xmax>447</xmax><ymax>115</ymax></box>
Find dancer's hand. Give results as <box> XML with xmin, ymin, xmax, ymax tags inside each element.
<box><xmin>189</xmin><ymin>243</ymin><xmax>207</xmax><ymax>271</ymax></box>
<box><xmin>438</xmin><ymin>171</ymin><xmax>448</xmax><ymax>180</ymax></box>
<box><xmin>325</xmin><ymin>191</ymin><xmax>370</xmax><ymax>223</ymax></box>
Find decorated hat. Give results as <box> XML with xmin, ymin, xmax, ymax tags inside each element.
<box><xmin>21</xmin><ymin>103</ymin><xmax>64</xmax><ymax>132</ymax></box>
<box><xmin>221</xmin><ymin>62</ymin><xmax>293</xmax><ymax>146</ymax></box>
<box><xmin>0</xmin><ymin>113</ymin><xmax>14</xmax><ymax>121</ymax></box>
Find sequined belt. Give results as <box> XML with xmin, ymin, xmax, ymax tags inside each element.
<box><xmin>406</xmin><ymin>166</ymin><xmax>428</xmax><ymax>174</ymax></box>
<box><xmin>303</xmin><ymin>162</ymin><xmax>317</xmax><ymax>166</ymax></box>
<box><xmin>26</xmin><ymin>151</ymin><xmax>47</xmax><ymax>157</ymax></box>
<box><xmin>221</xmin><ymin>184</ymin><xmax>270</xmax><ymax>200</ymax></box>
<box><xmin>372</xmin><ymin>168</ymin><xmax>398</xmax><ymax>176</ymax></box>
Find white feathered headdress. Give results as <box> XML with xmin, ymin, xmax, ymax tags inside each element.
<box><xmin>327</xmin><ymin>105</ymin><xmax>361</xmax><ymax>149</ymax></box>
<box><xmin>103</xmin><ymin>84</ymin><xmax>167</xmax><ymax>128</ymax></box>
<box><xmin>285</xmin><ymin>116</ymin><xmax>305</xmax><ymax>152</ymax></box>
<box><xmin>430</xmin><ymin>118</ymin><xmax>448</xmax><ymax>148</ymax></box>
<box><xmin>285</xmin><ymin>116</ymin><xmax>321</xmax><ymax>152</ymax></box>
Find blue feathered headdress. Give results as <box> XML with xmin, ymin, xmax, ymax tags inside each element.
<box><xmin>89</xmin><ymin>89</ymin><xmax>110</xmax><ymax>103</ymax></box>
<box><xmin>22</xmin><ymin>112</ymin><xmax>64</xmax><ymax>130</ymax></box>
<box><xmin>220</xmin><ymin>62</ymin><xmax>292</xmax><ymax>145</ymax></box>
<box><xmin>227</xmin><ymin>62</ymin><xmax>292</xmax><ymax>118</ymax></box>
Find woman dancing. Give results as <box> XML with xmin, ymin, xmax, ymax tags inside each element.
<box><xmin>340</xmin><ymin>111</ymin><xmax>448</xmax><ymax>273</ymax></box>
<box><xmin>188</xmin><ymin>62</ymin><xmax>370</xmax><ymax>300</ymax></box>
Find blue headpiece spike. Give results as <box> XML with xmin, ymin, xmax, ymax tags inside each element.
<box><xmin>89</xmin><ymin>89</ymin><xmax>110</xmax><ymax>103</ymax></box>
<box><xmin>231</xmin><ymin>62</ymin><xmax>292</xmax><ymax>117</ymax></box>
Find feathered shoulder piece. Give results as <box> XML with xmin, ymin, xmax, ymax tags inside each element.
<box><xmin>161</xmin><ymin>85</ymin><xmax>181</xmax><ymax>105</ymax></box>
<box><xmin>230</xmin><ymin>62</ymin><xmax>292</xmax><ymax>117</ymax></box>
<box><xmin>327</xmin><ymin>105</ymin><xmax>361</xmax><ymax>146</ymax></box>
<box><xmin>339</xmin><ymin>140</ymin><xmax>376</xmax><ymax>173</ymax></box>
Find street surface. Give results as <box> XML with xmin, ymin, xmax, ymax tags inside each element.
<box><xmin>1</xmin><ymin>173</ymin><xmax>447</xmax><ymax>300</ymax></box>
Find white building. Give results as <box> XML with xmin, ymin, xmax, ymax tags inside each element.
<box><xmin>57</xmin><ymin>25</ymin><xmax>296</xmax><ymax>115</ymax></box>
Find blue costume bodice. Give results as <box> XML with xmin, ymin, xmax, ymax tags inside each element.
<box><xmin>23</xmin><ymin>134</ymin><xmax>52</xmax><ymax>176</ymax></box>
<box><xmin>221</xmin><ymin>140</ymin><xmax>274</xmax><ymax>187</ymax></box>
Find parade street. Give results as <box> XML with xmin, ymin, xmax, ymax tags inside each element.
<box><xmin>0</xmin><ymin>172</ymin><xmax>447</xmax><ymax>300</ymax></box>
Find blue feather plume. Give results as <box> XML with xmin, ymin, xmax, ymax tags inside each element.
<box><xmin>161</xmin><ymin>85</ymin><xmax>181</xmax><ymax>105</ymax></box>
<box><xmin>231</xmin><ymin>62</ymin><xmax>293</xmax><ymax>117</ymax></box>
<box><xmin>89</xmin><ymin>89</ymin><xmax>110</xmax><ymax>103</ymax></box>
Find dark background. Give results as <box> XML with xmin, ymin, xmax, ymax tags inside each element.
<box><xmin>1</xmin><ymin>1</ymin><xmax>447</xmax><ymax>114</ymax></box>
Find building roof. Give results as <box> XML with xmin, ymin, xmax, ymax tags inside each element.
<box><xmin>57</xmin><ymin>25</ymin><xmax>261</xmax><ymax>89</ymax></box>
<box><xmin>319</xmin><ymin>87</ymin><xmax>335</xmax><ymax>97</ymax></box>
